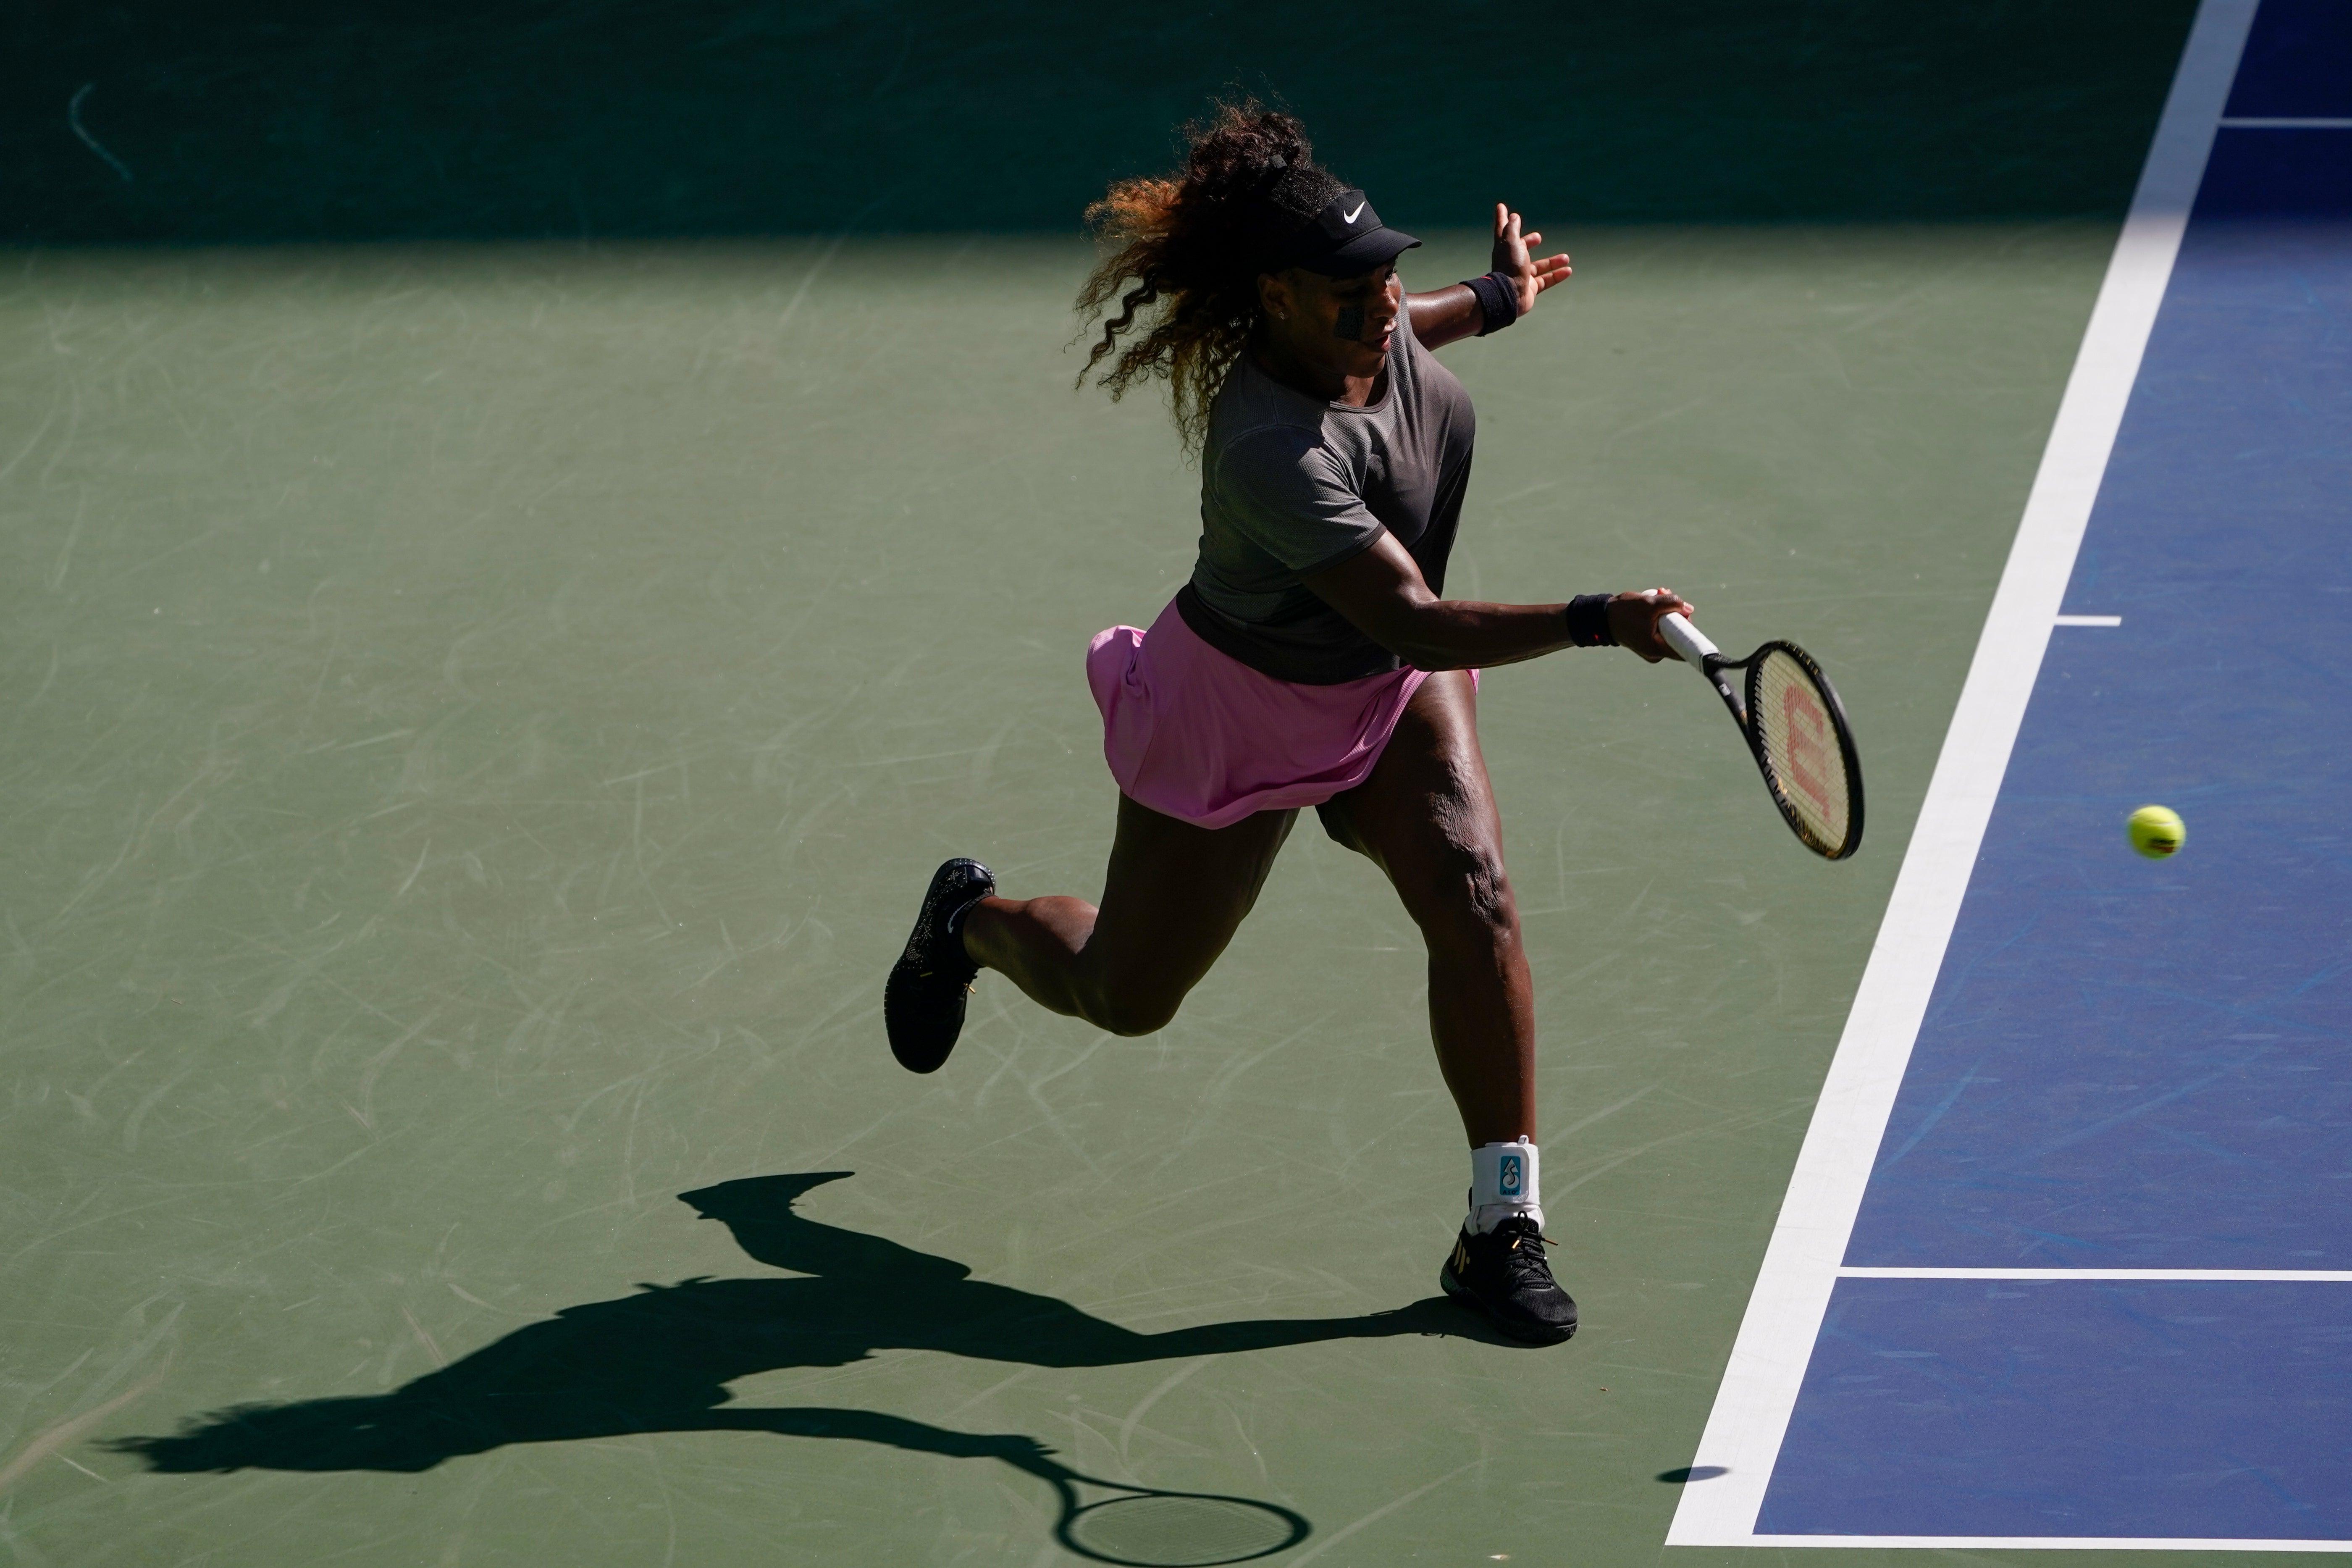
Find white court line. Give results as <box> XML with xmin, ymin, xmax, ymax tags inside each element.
<box><xmin>1840</xmin><ymin>1268</ymin><xmax>2352</xmax><ymax>1282</ymax></box>
<box><xmin>1745</xmin><ymin>1537</ymin><xmax>2352</xmax><ymax>1554</ymax></box>
<box><xmin>2054</xmin><ymin>613</ymin><xmax>2124</xmax><ymax>625</ymax></box>
<box><xmin>1665</xmin><ymin>0</ymin><xmax>2262</xmax><ymax>1549</ymax></box>
<box><xmin>2218</xmin><ymin>116</ymin><xmax>2352</xmax><ymax>127</ymax></box>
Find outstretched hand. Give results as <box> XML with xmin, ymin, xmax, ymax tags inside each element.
<box><xmin>1493</xmin><ymin>204</ymin><xmax>1572</xmax><ymax>315</ymax></box>
<box><xmin>1608</xmin><ymin>588</ymin><xmax>1696</xmax><ymax>663</ymax></box>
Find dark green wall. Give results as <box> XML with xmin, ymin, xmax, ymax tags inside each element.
<box><xmin>10</xmin><ymin>1</ymin><xmax>2197</xmax><ymax>242</ymax></box>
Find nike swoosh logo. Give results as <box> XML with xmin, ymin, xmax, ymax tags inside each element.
<box><xmin>1342</xmin><ymin>202</ymin><xmax>1365</xmax><ymax>223</ymax></box>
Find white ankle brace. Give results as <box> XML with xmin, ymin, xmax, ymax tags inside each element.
<box><xmin>1469</xmin><ymin>1139</ymin><xmax>1543</xmax><ymax>1234</ymax></box>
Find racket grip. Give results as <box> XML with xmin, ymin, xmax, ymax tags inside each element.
<box><xmin>1657</xmin><ymin>612</ymin><xmax>1719</xmax><ymax>670</ymax></box>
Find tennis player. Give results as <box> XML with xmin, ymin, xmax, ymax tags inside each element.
<box><xmin>885</xmin><ymin>105</ymin><xmax>1692</xmax><ymax>1345</ymax></box>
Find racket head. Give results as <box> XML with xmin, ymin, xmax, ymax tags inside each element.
<box><xmin>1059</xmin><ymin>1489</ymin><xmax>1309</xmax><ymax>1566</ymax></box>
<box><xmin>1741</xmin><ymin>642</ymin><xmax>1864</xmax><ymax>859</ymax></box>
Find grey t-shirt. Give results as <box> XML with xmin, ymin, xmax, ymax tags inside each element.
<box><xmin>1179</xmin><ymin>314</ymin><xmax>1476</xmax><ymax>684</ymax></box>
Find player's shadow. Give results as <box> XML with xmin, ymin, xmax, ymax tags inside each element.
<box><xmin>111</xmin><ymin>1171</ymin><xmax>1482</xmax><ymax>1477</ymax></box>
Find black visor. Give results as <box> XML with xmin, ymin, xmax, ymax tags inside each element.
<box><xmin>1273</xmin><ymin>189</ymin><xmax>1419</xmax><ymax>277</ymax></box>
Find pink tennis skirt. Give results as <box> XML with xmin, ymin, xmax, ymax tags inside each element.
<box><xmin>1086</xmin><ymin>596</ymin><xmax>1433</xmax><ymax>830</ymax></box>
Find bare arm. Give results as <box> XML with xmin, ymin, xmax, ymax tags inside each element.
<box><xmin>1406</xmin><ymin>204</ymin><xmax>1573</xmax><ymax>351</ymax></box>
<box><xmin>1301</xmin><ymin>532</ymin><xmax>1693</xmax><ymax>670</ymax></box>
<box><xmin>1406</xmin><ymin>282</ymin><xmax>1486</xmax><ymax>351</ymax></box>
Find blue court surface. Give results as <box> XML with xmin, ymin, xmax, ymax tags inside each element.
<box><xmin>1683</xmin><ymin>0</ymin><xmax>2352</xmax><ymax>1548</ymax></box>
<box><xmin>1767</xmin><ymin>1279</ymin><xmax>2352</xmax><ymax>1538</ymax></box>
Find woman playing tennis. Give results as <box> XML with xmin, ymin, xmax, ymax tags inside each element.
<box><xmin>885</xmin><ymin>106</ymin><xmax>1692</xmax><ymax>1345</ymax></box>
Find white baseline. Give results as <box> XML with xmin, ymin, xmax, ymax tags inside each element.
<box><xmin>1666</xmin><ymin>0</ymin><xmax>2262</xmax><ymax>1548</ymax></box>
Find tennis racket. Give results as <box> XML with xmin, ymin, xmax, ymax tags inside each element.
<box><xmin>1656</xmin><ymin>612</ymin><xmax>1863</xmax><ymax>860</ymax></box>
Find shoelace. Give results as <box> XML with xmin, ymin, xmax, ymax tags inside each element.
<box><xmin>1496</xmin><ymin>1224</ymin><xmax>1561</xmax><ymax>1287</ymax></box>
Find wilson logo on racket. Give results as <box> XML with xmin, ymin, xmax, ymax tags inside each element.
<box><xmin>1779</xmin><ymin>682</ymin><xmax>1834</xmax><ymax>810</ymax></box>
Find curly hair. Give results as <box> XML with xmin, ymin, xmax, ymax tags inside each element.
<box><xmin>1076</xmin><ymin>102</ymin><xmax>1344</xmax><ymax>453</ymax></box>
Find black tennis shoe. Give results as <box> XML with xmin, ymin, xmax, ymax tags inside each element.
<box><xmin>884</xmin><ymin>858</ymin><xmax>994</xmax><ymax>1074</ymax></box>
<box><xmin>1439</xmin><ymin>1215</ymin><xmax>1578</xmax><ymax>1344</ymax></box>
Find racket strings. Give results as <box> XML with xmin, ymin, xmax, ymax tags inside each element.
<box><xmin>1750</xmin><ymin>650</ymin><xmax>1851</xmax><ymax>853</ymax></box>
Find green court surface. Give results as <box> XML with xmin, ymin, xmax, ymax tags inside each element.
<box><xmin>0</xmin><ymin>3</ymin><xmax>2221</xmax><ymax>1562</ymax></box>
<box><xmin>5</xmin><ymin>223</ymin><xmax>2163</xmax><ymax>1567</ymax></box>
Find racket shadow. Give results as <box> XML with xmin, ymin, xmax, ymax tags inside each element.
<box><xmin>110</xmin><ymin>1172</ymin><xmax>1484</xmax><ymax>1559</ymax></box>
<box><xmin>698</xmin><ymin>1408</ymin><xmax>1312</xmax><ymax>1567</ymax></box>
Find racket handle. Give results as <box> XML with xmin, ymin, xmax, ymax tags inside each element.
<box><xmin>1656</xmin><ymin>612</ymin><xmax>1719</xmax><ymax>670</ymax></box>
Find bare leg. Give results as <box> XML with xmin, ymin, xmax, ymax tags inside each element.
<box><xmin>1317</xmin><ymin>671</ymin><xmax>1535</xmax><ymax>1145</ymax></box>
<box><xmin>961</xmin><ymin>794</ymin><xmax>1296</xmax><ymax>1037</ymax></box>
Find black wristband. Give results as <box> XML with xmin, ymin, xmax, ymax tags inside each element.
<box><xmin>1463</xmin><ymin>272</ymin><xmax>1520</xmax><ymax>336</ymax></box>
<box><xmin>1564</xmin><ymin>594</ymin><xmax>1617</xmax><ymax>647</ymax></box>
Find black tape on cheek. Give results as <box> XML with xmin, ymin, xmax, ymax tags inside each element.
<box><xmin>1331</xmin><ymin>306</ymin><xmax>1364</xmax><ymax>342</ymax></box>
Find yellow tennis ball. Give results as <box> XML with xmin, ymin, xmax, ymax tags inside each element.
<box><xmin>2127</xmin><ymin>804</ymin><xmax>2185</xmax><ymax>859</ymax></box>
